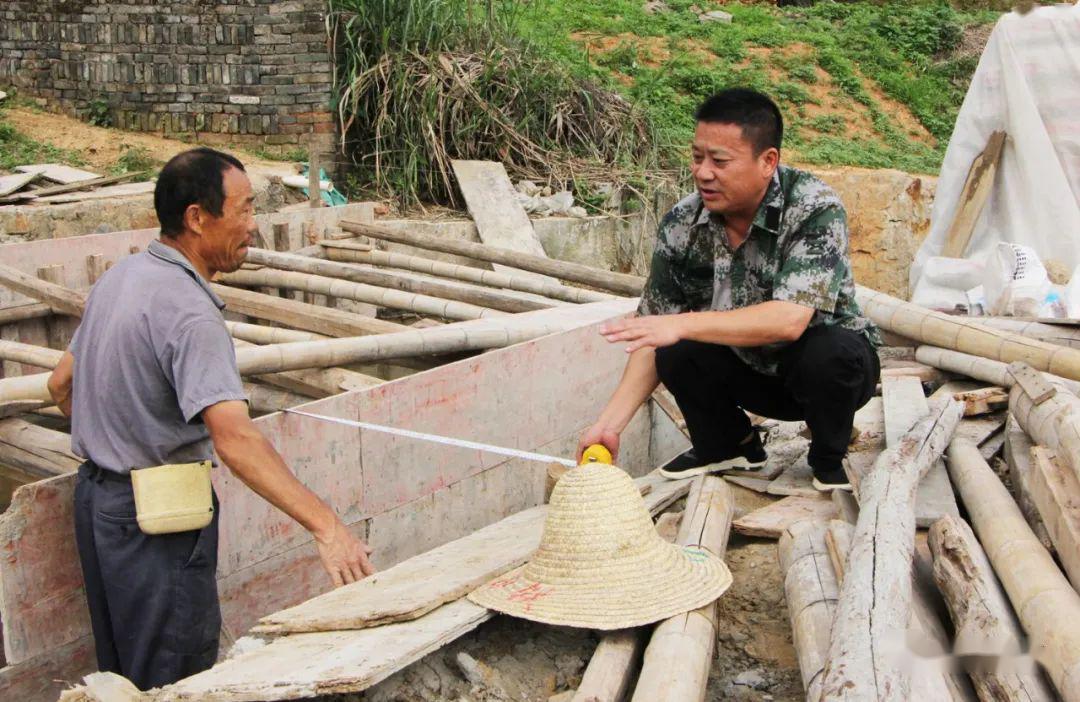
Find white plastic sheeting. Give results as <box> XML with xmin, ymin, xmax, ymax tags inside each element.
<box><xmin>910</xmin><ymin>4</ymin><xmax>1080</xmax><ymax>294</ymax></box>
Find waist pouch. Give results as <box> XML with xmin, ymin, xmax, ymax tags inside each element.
<box><xmin>130</xmin><ymin>461</ymin><xmax>214</xmax><ymax>535</ymax></box>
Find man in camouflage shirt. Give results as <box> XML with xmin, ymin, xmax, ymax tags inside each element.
<box><xmin>578</xmin><ymin>89</ymin><xmax>879</xmax><ymax>490</ymax></box>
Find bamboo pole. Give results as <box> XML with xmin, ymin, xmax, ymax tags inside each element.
<box><xmin>977</xmin><ymin>318</ymin><xmax>1080</xmax><ymax>350</ymax></box>
<box><xmin>245</xmin><ymin>247</ymin><xmax>551</xmax><ymax>314</ymax></box>
<box><xmin>321</xmin><ymin>241</ymin><xmax>618</xmax><ymax>305</ymax></box>
<box><xmin>946</xmin><ymin>439</ymin><xmax>1080</xmax><ymax>702</ymax></box>
<box><xmin>819</xmin><ymin>398</ymin><xmax>964</xmax><ymax>701</ymax></box>
<box><xmin>915</xmin><ymin>346</ymin><xmax>1080</xmax><ymax>395</ymax></box>
<box><xmin>0</xmin><ymin>340</ymin><xmax>63</xmax><ymax>369</ymax></box>
<box><xmin>225</xmin><ymin>322</ymin><xmax>327</xmax><ymax>345</ymax></box>
<box><xmin>856</xmin><ymin>288</ymin><xmax>1080</xmax><ymax>381</ymax></box>
<box><xmin>929</xmin><ymin>514</ymin><xmax>1056</xmax><ymax>702</ymax></box>
<box><xmin>219</xmin><ymin>268</ymin><xmax>504</xmax><ymax>321</ymax></box>
<box><xmin>0</xmin><ymin>303</ymin><xmax>54</xmax><ymax>325</ymax></box>
<box><xmin>573</xmin><ymin>629</ymin><xmax>648</xmax><ymax>702</ymax></box>
<box><xmin>1008</xmin><ymin>363</ymin><xmax>1080</xmax><ymax>486</ymax></box>
<box><xmin>340</xmin><ymin>221</ymin><xmax>647</xmax><ymax>297</ymax></box>
<box><xmin>0</xmin><ymin>262</ymin><xmax>86</xmax><ymax>317</ymax></box>
<box><xmin>631</xmin><ymin>477</ymin><xmax>733</xmax><ymax>702</ymax></box>
<box><xmin>778</xmin><ymin>518</ymin><xmax>842</xmax><ymax>699</ymax></box>
<box><xmin>241</xmin><ymin>382</ymin><xmax>311</xmax><ymax>414</ymax></box>
<box><xmin>211</xmin><ymin>284</ymin><xmax>406</xmax><ymax>338</ymax></box>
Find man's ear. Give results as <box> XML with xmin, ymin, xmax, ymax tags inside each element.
<box><xmin>182</xmin><ymin>203</ymin><xmax>204</xmax><ymax>236</ymax></box>
<box><xmin>760</xmin><ymin>147</ymin><xmax>780</xmax><ymax>178</ymax></box>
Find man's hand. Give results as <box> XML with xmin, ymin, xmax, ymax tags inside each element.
<box><xmin>577</xmin><ymin>422</ymin><xmax>621</xmax><ymax>463</ymax></box>
<box><xmin>601</xmin><ymin>315</ymin><xmax>686</xmax><ymax>353</ymax></box>
<box><xmin>314</xmin><ymin>519</ymin><xmax>376</xmax><ymax>587</ymax></box>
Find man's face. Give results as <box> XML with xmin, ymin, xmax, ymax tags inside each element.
<box><xmin>691</xmin><ymin>121</ymin><xmax>778</xmax><ymax>215</ymax></box>
<box><xmin>197</xmin><ymin>167</ymin><xmax>257</xmax><ymax>274</ymax></box>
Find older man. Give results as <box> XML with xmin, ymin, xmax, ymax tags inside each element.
<box><xmin>47</xmin><ymin>148</ymin><xmax>374</xmax><ymax>689</ymax></box>
<box><xmin>579</xmin><ymin>89</ymin><xmax>880</xmax><ymax>491</ymax></box>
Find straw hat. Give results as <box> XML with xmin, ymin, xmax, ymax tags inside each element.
<box><xmin>468</xmin><ymin>463</ymin><xmax>732</xmax><ymax>629</ymax></box>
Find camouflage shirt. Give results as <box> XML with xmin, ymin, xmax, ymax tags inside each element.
<box><xmin>638</xmin><ymin>164</ymin><xmax>880</xmax><ymax>376</ymax></box>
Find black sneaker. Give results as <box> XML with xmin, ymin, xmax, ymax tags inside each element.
<box><xmin>659</xmin><ymin>433</ymin><xmax>767</xmax><ymax>480</ymax></box>
<box><xmin>811</xmin><ymin>462</ymin><xmax>853</xmax><ymax>492</ymax></box>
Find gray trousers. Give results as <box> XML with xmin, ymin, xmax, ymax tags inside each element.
<box><xmin>73</xmin><ymin>461</ymin><xmax>221</xmax><ymax>690</ymax></box>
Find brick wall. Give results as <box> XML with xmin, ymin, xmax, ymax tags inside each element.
<box><xmin>0</xmin><ymin>0</ymin><xmax>335</xmax><ymax>153</ymax></box>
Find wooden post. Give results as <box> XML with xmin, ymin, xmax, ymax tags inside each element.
<box><xmin>1003</xmin><ymin>417</ymin><xmax>1056</xmax><ymax>552</ymax></box>
<box><xmin>0</xmin><ymin>262</ymin><xmax>86</xmax><ymax>317</ymax></box>
<box><xmin>819</xmin><ymin>398</ymin><xmax>964</xmax><ymax>701</ymax></box>
<box><xmin>85</xmin><ymin>254</ymin><xmax>109</xmax><ymax>286</ymax></box>
<box><xmin>0</xmin><ymin>418</ymin><xmax>81</xmax><ymax>479</ymax></box>
<box><xmin>308</xmin><ymin>153</ymin><xmax>322</xmax><ymax>209</ymax></box>
<box><xmin>246</xmin><ymin>247</ymin><xmax>552</xmax><ymax>314</ymax></box>
<box><xmin>778</xmin><ymin>518</ymin><xmax>843</xmax><ymax>699</ymax></box>
<box><xmin>946</xmin><ymin>439</ymin><xmax>1080</xmax><ymax>702</ymax></box>
<box><xmin>210</xmin><ymin>284</ymin><xmax>406</xmax><ymax>338</ymax></box>
<box><xmin>631</xmin><ymin>477</ymin><xmax>733</xmax><ymax>702</ymax></box>
<box><xmin>340</xmin><ymin>220</ymin><xmax>647</xmax><ymax>297</ymax></box>
<box><xmin>855</xmin><ymin>287</ymin><xmax>1080</xmax><ymax>381</ymax></box>
<box><xmin>929</xmin><ymin>514</ymin><xmax>1056</xmax><ymax>702</ymax></box>
<box><xmin>218</xmin><ymin>268</ymin><xmax>504</xmax><ymax>321</ymax></box>
<box><xmin>321</xmin><ymin>241</ymin><xmax>616</xmax><ymax>305</ymax></box>
<box><xmin>35</xmin><ymin>266</ymin><xmax>66</xmax><ymax>351</ymax></box>
<box><xmin>1027</xmin><ymin>447</ymin><xmax>1080</xmax><ymax>592</ymax></box>
<box><xmin>0</xmin><ymin>303</ymin><xmax>53</xmax><ymax>326</ymax></box>
<box><xmin>572</xmin><ymin>629</ymin><xmax>648</xmax><ymax>702</ymax></box>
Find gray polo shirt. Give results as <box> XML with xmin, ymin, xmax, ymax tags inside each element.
<box><xmin>70</xmin><ymin>240</ymin><xmax>248</xmax><ymax>474</ymax></box>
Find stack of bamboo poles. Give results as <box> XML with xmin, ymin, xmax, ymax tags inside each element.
<box><xmin>763</xmin><ymin>291</ymin><xmax>1080</xmax><ymax>701</ymax></box>
<box><xmin>0</xmin><ymin>220</ymin><xmax>641</xmax><ymax>508</ymax></box>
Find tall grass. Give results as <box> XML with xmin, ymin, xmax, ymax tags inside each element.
<box><xmin>330</xmin><ymin>0</ymin><xmax>657</xmax><ymax>206</ymax></box>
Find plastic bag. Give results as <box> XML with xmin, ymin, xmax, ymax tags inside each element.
<box><xmin>983</xmin><ymin>242</ymin><xmax>1051</xmax><ymax>316</ymax></box>
<box><xmin>922</xmin><ymin>256</ymin><xmax>985</xmax><ymax>291</ymax></box>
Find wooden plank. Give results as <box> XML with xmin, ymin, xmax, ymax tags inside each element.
<box><xmin>825</xmin><ymin>520</ymin><xmax>853</xmax><ymax>585</ymax></box>
<box><xmin>954</xmin><ymin>386</ymin><xmax>1009</xmax><ymax>417</ymax></box>
<box><xmin>929</xmin><ymin>515</ymin><xmax>1056</xmax><ymax>702</ymax></box>
<box><xmin>211</xmin><ymin>284</ymin><xmax>406</xmax><ymax>338</ymax></box>
<box><xmin>14</xmin><ymin>163</ymin><xmax>100</xmax><ymax>184</ymax></box>
<box><xmin>253</xmin><ymin>472</ymin><xmax>691</xmax><ymax>635</ymax></box>
<box><xmin>160</xmin><ymin>599</ymin><xmax>493</xmax><ymax>701</ymax></box>
<box><xmin>733</xmin><ymin>494</ymin><xmax>837</xmax><ymax>539</ymax></box>
<box><xmin>1009</xmin><ymin>361</ymin><xmax>1057</xmax><ymax>405</ymax></box>
<box><xmin>767</xmin><ymin>455</ymin><xmax>817</xmax><ymax>497</ymax></box>
<box><xmin>650</xmin><ymin>386</ymin><xmax>687</xmax><ymax>438</ymax></box>
<box><xmin>573</xmin><ymin>629</ymin><xmax>648</xmax><ymax>702</ymax></box>
<box><xmin>1003</xmin><ymin>417</ymin><xmax>1055</xmax><ymax>553</ymax></box>
<box><xmin>1028</xmin><ymin>447</ymin><xmax>1080</xmax><ymax>591</ymax></box>
<box><xmin>941</xmin><ymin>130</ymin><xmax>1007</xmax><ymax>259</ymax></box>
<box><xmin>0</xmin><ymin>419</ymin><xmax>80</xmax><ymax>479</ymax></box>
<box><xmin>0</xmin><ymin>263</ymin><xmax>86</xmax><ymax>317</ymax></box>
<box><xmin>35</xmin><ymin>181</ymin><xmax>155</xmax><ymax>204</ymax></box>
<box><xmin>451</xmin><ymin>159</ymin><xmax>557</xmax><ymax>284</ymax></box>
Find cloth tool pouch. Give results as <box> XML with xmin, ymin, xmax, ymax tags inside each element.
<box><xmin>130</xmin><ymin>461</ymin><xmax>214</xmax><ymax>535</ymax></box>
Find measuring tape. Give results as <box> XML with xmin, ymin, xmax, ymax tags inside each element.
<box><xmin>285</xmin><ymin>409</ymin><xmax>580</xmax><ymax>467</ymax></box>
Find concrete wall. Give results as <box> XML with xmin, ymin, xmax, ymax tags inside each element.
<box><xmin>0</xmin><ymin>0</ymin><xmax>334</xmax><ymax>153</ymax></box>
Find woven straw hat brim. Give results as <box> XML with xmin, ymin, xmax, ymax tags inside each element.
<box><xmin>467</xmin><ymin>542</ymin><xmax>733</xmax><ymax>630</ymax></box>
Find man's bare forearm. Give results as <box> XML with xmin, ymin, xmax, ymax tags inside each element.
<box><xmin>595</xmin><ymin>347</ymin><xmax>660</xmax><ymax>434</ymax></box>
<box><xmin>679</xmin><ymin>300</ymin><xmax>814</xmax><ymax>346</ymax></box>
<box><xmin>215</xmin><ymin>424</ymin><xmax>337</xmax><ymax>538</ymax></box>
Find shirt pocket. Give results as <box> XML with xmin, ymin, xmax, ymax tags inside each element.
<box><xmin>679</xmin><ymin>260</ymin><xmax>716</xmax><ymax>311</ymax></box>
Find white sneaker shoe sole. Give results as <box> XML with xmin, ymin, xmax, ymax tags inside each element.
<box><xmin>812</xmin><ymin>477</ymin><xmax>854</xmax><ymax>493</ymax></box>
<box><xmin>659</xmin><ymin>455</ymin><xmax>767</xmax><ymax>480</ymax></box>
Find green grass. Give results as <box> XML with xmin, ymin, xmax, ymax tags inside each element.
<box><xmin>0</xmin><ymin>106</ymin><xmax>86</xmax><ymax>171</ymax></box>
<box><xmin>514</xmin><ymin>0</ymin><xmax>1001</xmax><ymax>176</ymax></box>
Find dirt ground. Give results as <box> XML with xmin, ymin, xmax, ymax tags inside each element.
<box><xmin>328</xmin><ymin>481</ymin><xmax>803</xmax><ymax>702</ymax></box>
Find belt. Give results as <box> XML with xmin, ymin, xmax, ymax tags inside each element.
<box><xmin>85</xmin><ymin>460</ymin><xmax>132</xmax><ymax>483</ymax></box>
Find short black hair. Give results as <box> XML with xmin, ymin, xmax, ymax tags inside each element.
<box><xmin>694</xmin><ymin>89</ymin><xmax>783</xmax><ymax>155</ymax></box>
<box><xmin>155</xmin><ymin>147</ymin><xmax>246</xmax><ymax>237</ymax></box>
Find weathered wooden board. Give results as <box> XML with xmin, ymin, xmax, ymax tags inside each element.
<box><xmin>35</xmin><ymin>181</ymin><xmax>156</xmax><ymax>204</ymax></box>
<box><xmin>159</xmin><ymin>599</ymin><xmax>493</xmax><ymax>701</ymax></box>
<box><xmin>1003</xmin><ymin>416</ymin><xmax>1055</xmax><ymax>552</ymax></box>
<box><xmin>767</xmin><ymin>455</ymin><xmax>817</xmax><ymax>497</ymax></box>
<box><xmin>15</xmin><ymin>163</ymin><xmax>101</xmax><ymax>184</ymax></box>
<box><xmin>451</xmin><ymin>160</ymin><xmax>557</xmax><ymax>284</ymax></box>
<box><xmin>1029</xmin><ymin>447</ymin><xmax>1080</xmax><ymax>591</ymax></box>
<box><xmin>733</xmin><ymin>494</ymin><xmax>837</xmax><ymax>538</ymax></box>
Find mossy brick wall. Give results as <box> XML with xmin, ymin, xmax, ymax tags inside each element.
<box><xmin>0</xmin><ymin>0</ymin><xmax>335</xmax><ymax>153</ymax></box>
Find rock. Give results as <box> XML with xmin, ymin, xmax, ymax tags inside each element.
<box><xmin>812</xmin><ymin>165</ymin><xmax>938</xmax><ymax>300</ymax></box>
<box><xmin>643</xmin><ymin>0</ymin><xmax>669</xmax><ymax>13</ymax></box>
<box><xmin>700</xmin><ymin>9</ymin><xmax>733</xmax><ymax>22</ymax></box>
<box><xmin>568</xmin><ymin>206</ymin><xmax>589</xmax><ymax>218</ymax></box>
<box><xmin>549</xmin><ymin>692</ymin><xmax>576</xmax><ymax>702</ymax></box>
<box><xmin>733</xmin><ymin>668</ymin><xmax>769</xmax><ymax>690</ymax></box>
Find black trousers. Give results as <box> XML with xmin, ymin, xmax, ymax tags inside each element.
<box><xmin>73</xmin><ymin>461</ymin><xmax>221</xmax><ymax>690</ymax></box>
<box><xmin>654</xmin><ymin>325</ymin><xmax>879</xmax><ymax>473</ymax></box>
